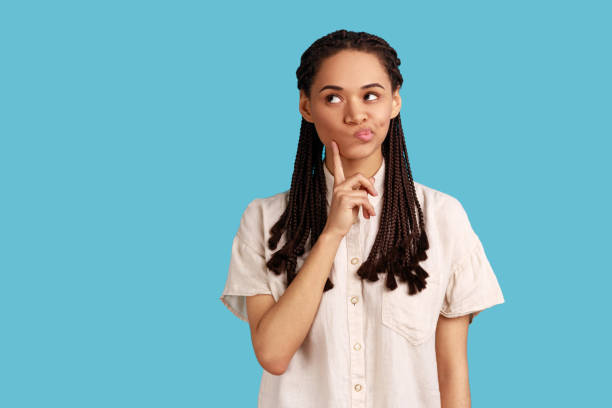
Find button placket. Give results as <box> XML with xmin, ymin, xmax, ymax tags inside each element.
<box><xmin>346</xmin><ymin>221</ymin><xmax>366</xmax><ymax>407</ymax></box>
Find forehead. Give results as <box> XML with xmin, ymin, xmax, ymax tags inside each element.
<box><xmin>314</xmin><ymin>50</ymin><xmax>389</xmax><ymax>89</ymax></box>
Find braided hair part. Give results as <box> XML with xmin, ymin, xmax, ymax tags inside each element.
<box><xmin>266</xmin><ymin>29</ymin><xmax>430</xmax><ymax>295</ymax></box>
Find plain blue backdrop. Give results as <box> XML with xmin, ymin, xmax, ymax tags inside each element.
<box><xmin>1</xmin><ymin>0</ymin><xmax>610</xmax><ymax>406</ymax></box>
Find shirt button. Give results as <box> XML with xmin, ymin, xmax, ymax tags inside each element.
<box><xmin>351</xmin><ymin>257</ymin><xmax>360</xmax><ymax>265</ymax></box>
<box><xmin>354</xmin><ymin>384</ymin><xmax>362</xmax><ymax>392</ymax></box>
<box><xmin>353</xmin><ymin>342</ymin><xmax>361</xmax><ymax>351</ymax></box>
<box><xmin>350</xmin><ymin>296</ymin><xmax>359</xmax><ymax>304</ymax></box>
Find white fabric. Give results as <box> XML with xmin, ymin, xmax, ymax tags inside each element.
<box><xmin>220</xmin><ymin>157</ymin><xmax>504</xmax><ymax>407</ymax></box>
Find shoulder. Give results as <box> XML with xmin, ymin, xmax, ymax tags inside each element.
<box><xmin>412</xmin><ymin>180</ymin><xmax>466</xmax><ymax>219</ymax></box>
<box><xmin>241</xmin><ymin>189</ymin><xmax>289</xmax><ymax>226</ymax></box>
<box><xmin>413</xmin><ymin>180</ymin><xmax>479</xmax><ymax>262</ymax></box>
<box><xmin>413</xmin><ymin>180</ymin><xmax>475</xmax><ymax>243</ymax></box>
<box><xmin>237</xmin><ymin>190</ymin><xmax>290</xmax><ymax>250</ymax></box>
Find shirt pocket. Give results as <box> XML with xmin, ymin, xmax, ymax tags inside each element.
<box><xmin>381</xmin><ymin>270</ymin><xmax>442</xmax><ymax>346</ymax></box>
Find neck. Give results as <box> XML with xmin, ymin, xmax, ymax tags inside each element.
<box><xmin>323</xmin><ymin>148</ymin><xmax>383</xmax><ymax>180</ymax></box>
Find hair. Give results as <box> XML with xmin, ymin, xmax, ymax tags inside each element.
<box><xmin>265</xmin><ymin>29</ymin><xmax>430</xmax><ymax>296</ymax></box>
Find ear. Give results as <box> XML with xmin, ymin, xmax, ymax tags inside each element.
<box><xmin>299</xmin><ymin>90</ymin><xmax>315</xmax><ymax>123</ymax></box>
<box><xmin>390</xmin><ymin>87</ymin><xmax>401</xmax><ymax>119</ymax></box>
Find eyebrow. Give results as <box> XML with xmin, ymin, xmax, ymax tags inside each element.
<box><xmin>318</xmin><ymin>83</ymin><xmax>385</xmax><ymax>93</ymax></box>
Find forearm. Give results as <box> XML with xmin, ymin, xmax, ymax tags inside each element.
<box><xmin>255</xmin><ymin>231</ymin><xmax>342</xmax><ymax>372</ymax></box>
<box><xmin>439</xmin><ymin>370</ymin><xmax>471</xmax><ymax>408</ymax></box>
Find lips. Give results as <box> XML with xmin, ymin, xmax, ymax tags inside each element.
<box><xmin>354</xmin><ymin>128</ymin><xmax>373</xmax><ymax>142</ymax></box>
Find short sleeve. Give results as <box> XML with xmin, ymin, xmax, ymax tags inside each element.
<box><xmin>220</xmin><ymin>199</ymin><xmax>273</xmax><ymax>323</ymax></box>
<box><xmin>440</xmin><ymin>198</ymin><xmax>505</xmax><ymax>321</ymax></box>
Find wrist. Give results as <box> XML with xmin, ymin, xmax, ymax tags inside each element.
<box><xmin>319</xmin><ymin>228</ymin><xmax>344</xmax><ymax>245</ymax></box>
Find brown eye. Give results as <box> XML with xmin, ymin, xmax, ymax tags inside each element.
<box><xmin>326</xmin><ymin>94</ymin><xmax>341</xmax><ymax>103</ymax></box>
<box><xmin>365</xmin><ymin>92</ymin><xmax>379</xmax><ymax>101</ymax></box>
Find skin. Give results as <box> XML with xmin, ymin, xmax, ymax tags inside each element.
<box><xmin>436</xmin><ymin>314</ymin><xmax>475</xmax><ymax>407</ymax></box>
<box><xmin>299</xmin><ymin>49</ymin><xmax>475</xmax><ymax>407</ymax></box>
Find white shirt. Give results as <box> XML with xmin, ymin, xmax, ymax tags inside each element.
<box><xmin>220</xmin><ymin>157</ymin><xmax>504</xmax><ymax>408</ymax></box>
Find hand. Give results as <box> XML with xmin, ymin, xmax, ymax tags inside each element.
<box><xmin>322</xmin><ymin>140</ymin><xmax>379</xmax><ymax>239</ymax></box>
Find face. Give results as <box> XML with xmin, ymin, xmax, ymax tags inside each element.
<box><xmin>299</xmin><ymin>50</ymin><xmax>401</xmax><ymax>160</ymax></box>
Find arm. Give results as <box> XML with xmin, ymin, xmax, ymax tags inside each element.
<box><xmin>435</xmin><ymin>313</ymin><xmax>475</xmax><ymax>408</ymax></box>
<box><xmin>246</xmin><ymin>231</ymin><xmax>343</xmax><ymax>375</ymax></box>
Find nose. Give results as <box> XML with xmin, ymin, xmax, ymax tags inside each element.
<box><xmin>344</xmin><ymin>98</ymin><xmax>367</xmax><ymax>124</ymax></box>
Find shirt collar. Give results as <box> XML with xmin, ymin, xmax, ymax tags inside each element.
<box><xmin>322</xmin><ymin>157</ymin><xmax>386</xmax><ymax>208</ymax></box>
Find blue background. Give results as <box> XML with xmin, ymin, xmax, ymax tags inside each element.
<box><xmin>1</xmin><ymin>0</ymin><xmax>610</xmax><ymax>406</ymax></box>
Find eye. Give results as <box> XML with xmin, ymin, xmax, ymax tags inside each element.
<box><xmin>365</xmin><ymin>92</ymin><xmax>379</xmax><ymax>101</ymax></box>
<box><xmin>326</xmin><ymin>92</ymin><xmax>380</xmax><ymax>104</ymax></box>
<box><xmin>326</xmin><ymin>94</ymin><xmax>341</xmax><ymax>104</ymax></box>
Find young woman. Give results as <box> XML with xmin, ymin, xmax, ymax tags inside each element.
<box><xmin>220</xmin><ymin>29</ymin><xmax>504</xmax><ymax>408</ymax></box>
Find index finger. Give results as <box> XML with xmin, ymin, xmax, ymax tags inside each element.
<box><xmin>330</xmin><ymin>140</ymin><xmax>345</xmax><ymax>184</ymax></box>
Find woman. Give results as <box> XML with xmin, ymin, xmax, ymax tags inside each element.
<box><xmin>220</xmin><ymin>29</ymin><xmax>504</xmax><ymax>407</ymax></box>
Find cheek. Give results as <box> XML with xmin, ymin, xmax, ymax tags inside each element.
<box><xmin>376</xmin><ymin>116</ymin><xmax>391</xmax><ymax>134</ymax></box>
<box><xmin>311</xmin><ymin>105</ymin><xmax>334</xmax><ymax>125</ymax></box>
<box><xmin>373</xmin><ymin>104</ymin><xmax>393</xmax><ymax>124</ymax></box>
<box><xmin>315</xmin><ymin>114</ymin><xmax>343</xmax><ymax>136</ymax></box>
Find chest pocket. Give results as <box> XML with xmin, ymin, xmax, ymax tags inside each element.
<box><xmin>381</xmin><ymin>269</ymin><xmax>442</xmax><ymax>346</ymax></box>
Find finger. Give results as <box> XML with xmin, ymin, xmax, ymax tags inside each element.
<box><xmin>330</xmin><ymin>140</ymin><xmax>345</xmax><ymax>185</ymax></box>
<box><xmin>344</xmin><ymin>190</ymin><xmax>370</xmax><ymax>199</ymax></box>
<box><xmin>347</xmin><ymin>173</ymin><xmax>378</xmax><ymax>197</ymax></box>
<box><xmin>362</xmin><ymin>202</ymin><xmax>372</xmax><ymax>219</ymax></box>
<box><xmin>344</xmin><ymin>191</ymin><xmax>376</xmax><ymax>217</ymax></box>
<box><xmin>362</xmin><ymin>199</ymin><xmax>376</xmax><ymax>218</ymax></box>
<box><xmin>357</xmin><ymin>198</ymin><xmax>376</xmax><ymax>219</ymax></box>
